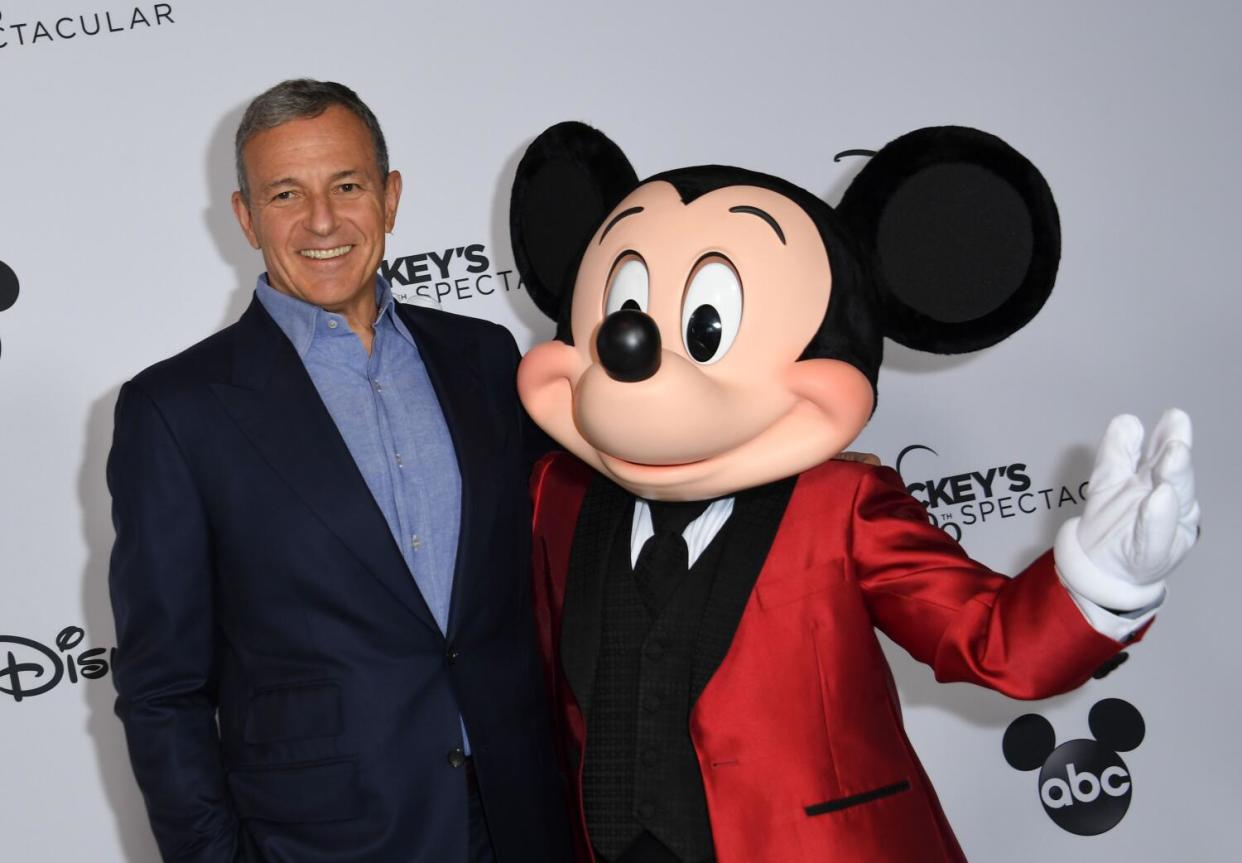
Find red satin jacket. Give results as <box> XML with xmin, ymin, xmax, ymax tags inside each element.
<box><xmin>530</xmin><ymin>453</ymin><xmax>1131</xmax><ymax>862</ymax></box>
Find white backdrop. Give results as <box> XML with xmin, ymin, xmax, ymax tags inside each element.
<box><xmin>1</xmin><ymin>1</ymin><xmax>1239</xmax><ymax>860</ymax></box>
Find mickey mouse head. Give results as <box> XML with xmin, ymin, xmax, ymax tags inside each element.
<box><xmin>0</xmin><ymin>258</ymin><xmax>19</xmax><ymax>360</ymax></box>
<box><xmin>1003</xmin><ymin>698</ymin><xmax>1145</xmax><ymax>835</ymax></box>
<box><xmin>510</xmin><ymin>123</ymin><xmax>1062</xmax><ymax>501</ymax></box>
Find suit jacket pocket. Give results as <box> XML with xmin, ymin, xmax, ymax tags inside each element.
<box><xmin>804</xmin><ymin>779</ymin><xmax>911</xmax><ymax>816</ymax></box>
<box><xmin>244</xmin><ymin>680</ymin><xmax>341</xmax><ymax>744</ymax></box>
<box><xmin>228</xmin><ymin>758</ymin><xmax>361</xmax><ymax>823</ymax></box>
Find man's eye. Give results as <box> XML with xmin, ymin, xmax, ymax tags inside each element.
<box><xmin>338</xmin><ymin>183</ymin><xmax>358</xmax><ymax>193</ymax></box>
<box><xmin>272</xmin><ymin>190</ymin><xmax>295</xmax><ymax>202</ymax></box>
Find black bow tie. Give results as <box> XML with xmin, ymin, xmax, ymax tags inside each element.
<box><xmin>633</xmin><ymin>500</ymin><xmax>711</xmax><ymax>614</ymax></box>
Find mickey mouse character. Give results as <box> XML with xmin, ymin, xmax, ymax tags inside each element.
<box><xmin>510</xmin><ymin>122</ymin><xmax>1198</xmax><ymax>862</ymax></box>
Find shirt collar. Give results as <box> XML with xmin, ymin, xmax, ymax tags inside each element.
<box><xmin>255</xmin><ymin>274</ymin><xmax>409</xmax><ymax>357</ymax></box>
<box><xmin>374</xmin><ymin>278</ymin><xmax>418</xmax><ymax>349</ymax></box>
<box><xmin>630</xmin><ymin>496</ymin><xmax>735</xmax><ymax>569</ymax></box>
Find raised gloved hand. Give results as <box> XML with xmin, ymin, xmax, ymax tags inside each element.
<box><xmin>1054</xmin><ymin>409</ymin><xmax>1200</xmax><ymax>612</ymax></box>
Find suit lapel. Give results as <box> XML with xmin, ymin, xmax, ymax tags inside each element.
<box><xmin>689</xmin><ymin>475</ymin><xmax>797</xmax><ymax>704</ymax></box>
<box><xmin>393</xmin><ymin>304</ymin><xmax>489</xmax><ymax>639</ymax></box>
<box><xmin>210</xmin><ymin>299</ymin><xmax>441</xmax><ymax>634</ymax></box>
<box><xmin>559</xmin><ymin>475</ymin><xmax>632</xmax><ymax>718</ymax></box>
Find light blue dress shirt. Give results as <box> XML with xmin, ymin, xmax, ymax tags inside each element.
<box><xmin>256</xmin><ymin>275</ymin><xmax>469</xmax><ymax>746</ymax></box>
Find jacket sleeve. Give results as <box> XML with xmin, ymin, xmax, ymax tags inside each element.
<box><xmin>107</xmin><ymin>381</ymin><xmax>239</xmax><ymax>861</ymax></box>
<box><xmin>849</xmin><ymin>466</ymin><xmax>1129</xmax><ymax>700</ymax></box>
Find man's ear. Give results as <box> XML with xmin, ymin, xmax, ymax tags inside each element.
<box><xmin>231</xmin><ymin>190</ymin><xmax>261</xmax><ymax>250</ymax></box>
<box><xmin>510</xmin><ymin>121</ymin><xmax>638</xmax><ymax>321</ymax></box>
<box><xmin>383</xmin><ymin>170</ymin><xmax>403</xmax><ymax>233</ymax></box>
<box><xmin>837</xmin><ymin>126</ymin><xmax>1061</xmax><ymax>354</ymax></box>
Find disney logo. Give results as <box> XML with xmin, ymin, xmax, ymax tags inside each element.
<box><xmin>0</xmin><ymin>626</ymin><xmax>114</xmax><ymax>703</ymax></box>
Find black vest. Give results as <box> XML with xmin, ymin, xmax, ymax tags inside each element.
<box><xmin>582</xmin><ymin>503</ymin><xmax>727</xmax><ymax>863</ymax></box>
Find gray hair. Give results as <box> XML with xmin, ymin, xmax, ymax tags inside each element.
<box><xmin>234</xmin><ymin>78</ymin><xmax>389</xmax><ymax>202</ymax></box>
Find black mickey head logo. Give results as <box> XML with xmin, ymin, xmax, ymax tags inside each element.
<box><xmin>1003</xmin><ymin>699</ymin><xmax>1145</xmax><ymax>836</ymax></box>
<box><xmin>0</xmin><ymin>258</ymin><xmax>19</xmax><ymax>360</ymax></box>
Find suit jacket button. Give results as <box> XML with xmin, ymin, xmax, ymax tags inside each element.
<box><xmin>637</xmin><ymin>801</ymin><xmax>656</xmax><ymax>820</ymax></box>
<box><xmin>447</xmin><ymin>747</ymin><xmax>467</xmax><ymax>768</ymax></box>
<box><xmin>446</xmin><ymin>646</ymin><xmax>460</xmax><ymax>666</ymax></box>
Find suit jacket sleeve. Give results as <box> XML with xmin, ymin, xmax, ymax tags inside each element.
<box><xmin>107</xmin><ymin>381</ymin><xmax>239</xmax><ymax>861</ymax></box>
<box><xmin>849</xmin><ymin>466</ymin><xmax>1129</xmax><ymax>700</ymax></box>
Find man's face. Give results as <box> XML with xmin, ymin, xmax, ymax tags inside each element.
<box><xmin>232</xmin><ymin>104</ymin><xmax>401</xmax><ymax>311</ymax></box>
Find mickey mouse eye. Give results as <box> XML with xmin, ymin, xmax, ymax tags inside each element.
<box><xmin>682</xmin><ymin>255</ymin><xmax>742</xmax><ymax>364</ymax></box>
<box><xmin>604</xmin><ymin>253</ymin><xmax>649</xmax><ymax>315</ymax></box>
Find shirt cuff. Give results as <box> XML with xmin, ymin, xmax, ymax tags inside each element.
<box><xmin>1056</xmin><ymin>570</ymin><xmax>1164</xmax><ymax>642</ymax></box>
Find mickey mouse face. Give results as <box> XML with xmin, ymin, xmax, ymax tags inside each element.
<box><xmin>510</xmin><ymin>123</ymin><xmax>1061</xmax><ymax>500</ymax></box>
<box><xmin>1003</xmin><ymin>699</ymin><xmax>1146</xmax><ymax>836</ymax></box>
<box><xmin>520</xmin><ymin>180</ymin><xmax>874</xmax><ymax>499</ymax></box>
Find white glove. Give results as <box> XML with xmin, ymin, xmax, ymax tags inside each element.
<box><xmin>1055</xmin><ymin>409</ymin><xmax>1200</xmax><ymax>611</ymax></box>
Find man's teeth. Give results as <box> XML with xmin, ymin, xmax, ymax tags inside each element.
<box><xmin>300</xmin><ymin>245</ymin><xmax>353</xmax><ymax>260</ymax></box>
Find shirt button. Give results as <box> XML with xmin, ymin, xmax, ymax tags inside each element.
<box><xmin>447</xmin><ymin>747</ymin><xmax>467</xmax><ymax>768</ymax></box>
<box><xmin>641</xmin><ymin>747</ymin><xmax>659</xmax><ymax>767</ymax></box>
<box><xmin>644</xmin><ymin>640</ymin><xmax>664</xmax><ymax>661</ymax></box>
<box><xmin>395</xmin><ymin>453</ymin><xmax>404</xmax><ymax>468</ymax></box>
<box><xmin>326</xmin><ymin>319</ymin><xmax>339</xmax><ymax>329</ymax></box>
<box><xmin>637</xmin><ymin>801</ymin><xmax>656</xmax><ymax>820</ymax></box>
<box><xmin>373</xmin><ymin>380</ymin><xmax>383</xmax><ymax>392</ymax></box>
<box><xmin>411</xmin><ymin>534</ymin><xmax>422</xmax><ymax>551</ymax></box>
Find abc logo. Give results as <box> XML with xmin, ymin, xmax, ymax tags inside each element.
<box><xmin>1003</xmin><ymin>699</ymin><xmax>1145</xmax><ymax>836</ymax></box>
<box><xmin>0</xmin><ymin>258</ymin><xmax>18</xmax><ymax>360</ymax></box>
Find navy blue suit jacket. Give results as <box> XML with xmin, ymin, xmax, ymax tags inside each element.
<box><xmin>107</xmin><ymin>298</ymin><xmax>571</xmax><ymax>862</ymax></box>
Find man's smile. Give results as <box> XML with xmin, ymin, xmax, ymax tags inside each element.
<box><xmin>299</xmin><ymin>244</ymin><xmax>354</xmax><ymax>260</ymax></box>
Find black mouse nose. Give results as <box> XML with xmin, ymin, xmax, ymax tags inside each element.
<box><xmin>596</xmin><ymin>309</ymin><xmax>662</xmax><ymax>382</ymax></box>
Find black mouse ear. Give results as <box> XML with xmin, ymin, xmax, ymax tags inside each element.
<box><xmin>837</xmin><ymin>126</ymin><xmax>1060</xmax><ymax>354</ymax></box>
<box><xmin>1089</xmin><ymin>698</ymin><xmax>1146</xmax><ymax>752</ymax></box>
<box><xmin>510</xmin><ymin>121</ymin><xmax>639</xmax><ymax>322</ymax></box>
<box><xmin>1003</xmin><ymin>713</ymin><xmax>1057</xmax><ymax>771</ymax></box>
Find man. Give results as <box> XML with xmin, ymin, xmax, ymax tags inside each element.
<box><xmin>107</xmin><ymin>79</ymin><xmax>571</xmax><ymax>863</ymax></box>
